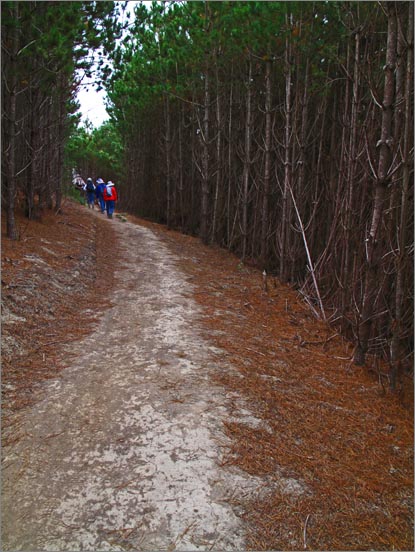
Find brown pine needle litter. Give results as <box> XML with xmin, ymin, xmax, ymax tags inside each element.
<box><xmin>135</xmin><ymin>216</ymin><xmax>414</xmax><ymax>552</ymax></box>
<box><xmin>2</xmin><ymin>203</ymin><xmax>413</xmax><ymax>551</ymax></box>
<box><xmin>2</xmin><ymin>200</ymin><xmax>119</xmax><ymax>423</ymax></box>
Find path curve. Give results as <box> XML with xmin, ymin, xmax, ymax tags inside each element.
<box><xmin>2</xmin><ymin>217</ymin><xmax>262</xmax><ymax>551</ymax></box>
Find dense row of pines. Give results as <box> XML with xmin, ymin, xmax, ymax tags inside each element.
<box><xmin>1</xmin><ymin>1</ymin><xmax>122</xmax><ymax>226</ymax></box>
<box><xmin>2</xmin><ymin>1</ymin><xmax>413</xmax><ymax>391</ymax></box>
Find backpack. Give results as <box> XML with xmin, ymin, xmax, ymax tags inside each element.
<box><xmin>86</xmin><ymin>180</ymin><xmax>95</xmax><ymax>192</ymax></box>
<box><xmin>106</xmin><ymin>185</ymin><xmax>113</xmax><ymax>198</ymax></box>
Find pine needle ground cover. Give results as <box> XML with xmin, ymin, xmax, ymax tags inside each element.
<box><xmin>1</xmin><ymin>200</ymin><xmax>119</xmax><ymax>418</ymax></box>
<box><xmin>138</xmin><ymin>217</ymin><xmax>414</xmax><ymax>552</ymax></box>
<box><xmin>2</xmin><ymin>203</ymin><xmax>413</xmax><ymax>551</ymax></box>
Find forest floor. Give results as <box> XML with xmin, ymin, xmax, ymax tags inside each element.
<box><xmin>1</xmin><ymin>199</ymin><xmax>413</xmax><ymax>551</ymax></box>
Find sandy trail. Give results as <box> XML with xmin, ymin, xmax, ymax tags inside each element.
<box><xmin>2</xmin><ymin>217</ymin><xmax>264</xmax><ymax>551</ymax></box>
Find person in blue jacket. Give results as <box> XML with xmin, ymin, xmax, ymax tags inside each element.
<box><xmin>95</xmin><ymin>178</ymin><xmax>106</xmax><ymax>213</ymax></box>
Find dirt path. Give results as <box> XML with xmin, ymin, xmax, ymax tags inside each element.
<box><xmin>2</xmin><ymin>216</ymin><xmax>261</xmax><ymax>551</ymax></box>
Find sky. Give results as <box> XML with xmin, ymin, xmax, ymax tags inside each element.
<box><xmin>76</xmin><ymin>1</ymin><xmax>141</xmax><ymax>128</ymax></box>
<box><xmin>76</xmin><ymin>79</ymin><xmax>109</xmax><ymax>128</ymax></box>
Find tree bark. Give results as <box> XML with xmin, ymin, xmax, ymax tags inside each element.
<box><xmin>164</xmin><ymin>93</ymin><xmax>172</xmax><ymax>228</ymax></box>
<box><xmin>260</xmin><ymin>59</ymin><xmax>272</xmax><ymax>267</ymax></box>
<box><xmin>241</xmin><ymin>57</ymin><xmax>253</xmax><ymax>261</ymax></box>
<box><xmin>200</xmin><ymin>70</ymin><xmax>210</xmax><ymax>244</ymax></box>
<box><xmin>390</xmin><ymin>2</ymin><xmax>413</xmax><ymax>388</ymax></box>
<box><xmin>5</xmin><ymin>2</ymin><xmax>19</xmax><ymax>239</ymax></box>
<box><xmin>177</xmin><ymin>103</ymin><xmax>185</xmax><ymax>230</ymax></box>
<box><xmin>211</xmin><ymin>58</ymin><xmax>222</xmax><ymax>244</ymax></box>
<box><xmin>354</xmin><ymin>2</ymin><xmax>397</xmax><ymax>365</ymax></box>
<box><xmin>226</xmin><ymin>64</ymin><xmax>234</xmax><ymax>249</ymax></box>
<box><xmin>279</xmin><ymin>17</ymin><xmax>293</xmax><ymax>281</ymax></box>
<box><xmin>55</xmin><ymin>77</ymin><xmax>66</xmax><ymax>213</ymax></box>
<box><xmin>342</xmin><ymin>28</ymin><xmax>361</xmax><ymax>310</ymax></box>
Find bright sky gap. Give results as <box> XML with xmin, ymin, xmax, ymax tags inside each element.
<box><xmin>76</xmin><ymin>1</ymin><xmax>142</xmax><ymax>127</ymax></box>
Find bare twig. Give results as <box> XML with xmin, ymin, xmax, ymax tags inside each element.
<box><xmin>303</xmin><ymin>513</ymin><xmax>311</xmax><ymax>549</ymax></box>
<box><xmin>288</xmin><ymin>185</ymin><xmax>326</xmax><ymax>321</ymax></box>
<box><xmin>245</xmin><ymin>347</ymin><xmax>266</xmax><ymax>357</ymax></box>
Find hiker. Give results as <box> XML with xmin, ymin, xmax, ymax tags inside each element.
<box><xmin>95</xmin><ymin>178</ymin><xmax>106</xmax><ymax>213</ymax></box>
<box><xmin>73</xmin><ymin>174</ymin><xmax>85</xmax><ymax>191</ymax></box>
<box><xmin>85</xmin><ymin>178</ymin><xmax>96</xmax><ymax>209</ymax></box>
<box><xmin>103</xmin><ymin>180</ymin><xmax>118</xmax><ymax>219</ymax></box>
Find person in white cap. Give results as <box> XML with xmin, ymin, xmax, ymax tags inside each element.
<box><xmin>95</xmin><ymin>177</ymin><xmax>106</xmax><ymax>213</ymax></box>
<box><xmin>103</xmin><ymin>180</ymin><xmax>118</xmax><ymax>219</ymax></box>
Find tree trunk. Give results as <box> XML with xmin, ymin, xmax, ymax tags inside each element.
<box><xmin>200</xmin><ymin>70</ymin><xmax>210</xmax><ymax>244</ymax></box>
<box><xmin>260</xmin><ymin>59</ymin><xmax>272</xmax><ymax>267</ymax></box>
<box><xmin>5</xmin><ymin>2</ymin><xmax>19</xmax><ymax>239</ymax></box>
<box><xmin>354</xmin><ymin>2</ymin><xmax>397</xmax><ymax>365</ymax></box>
<box><xmin>226</xmin><ymin>64</ymin><xmax>234</xmax><ymax>249</ymax></box>
<box><xmin>309</xmin><ymin>63</ymin><xmax>329</xmax><ymax>256</ymax></box>
<box><xmin>390</xmin><ymin>2</ymin><xmax>413</xmax><ymax>388</ymax></box>
<box><xmin>27</xmin><ymin>86</ymin><xmax>37</xmax><ymax>219</ymax></box>
<box><xmin>337</xmin><ymin>39</ymin><xmax>352</xmax><ymax>313</ymax></box>
<box><xmin>297</xmin><ymin>56</ymin><xmax>309</xmax><ymax>206</ymax></box>
<box><xmin>342</xmin><ymin>28</ymin><xmax>361</xmax><ymax>312</ymax></box>
<box><xmin>40</xmin><ymin>99</ymin><xmax>54</xmax><ymax>211</ymax></box>
<box><xmin>164</xmin><ymin>93</ymin><xmax>172</xmax><ymax>228</ymax></box>
<box><xmin>55</xmin><ymin>79</ymin><xmax>66</xmax><ymax>213</ymax></box>
<box><xmin>178</xmin><ymin>103</ymin><xmax>185</xmax><ymax>230</ymax></box>
<box><xmin>279</xmin><ymin>18</ymin><xmax>293</xmax><ymax>281</ymax></box>
<box><xmin>241</xmin><ymin>58</ymin><xmax>253</xmax><ymax>261</ymax></box>
<box><xmin>211</xmin><ymin>59</ymin><xmax>222</xmax><ymax>244</ymax></box>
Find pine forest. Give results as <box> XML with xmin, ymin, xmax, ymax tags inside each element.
<box><xmin>2</xmin><ymin>1</ymin><xmax>414</xmax><ymax>389</ymax></box>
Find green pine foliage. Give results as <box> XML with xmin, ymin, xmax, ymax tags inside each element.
<box><xmin>65</xmin><ymin>120</ymin><xmax>123</xmax><ymax>182</ymax></box>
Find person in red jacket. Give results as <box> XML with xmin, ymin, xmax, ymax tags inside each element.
<box><xmin>103</xmin><ymin>180</ymin><xmax>118</xmax><ymax>219</ymax></box>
